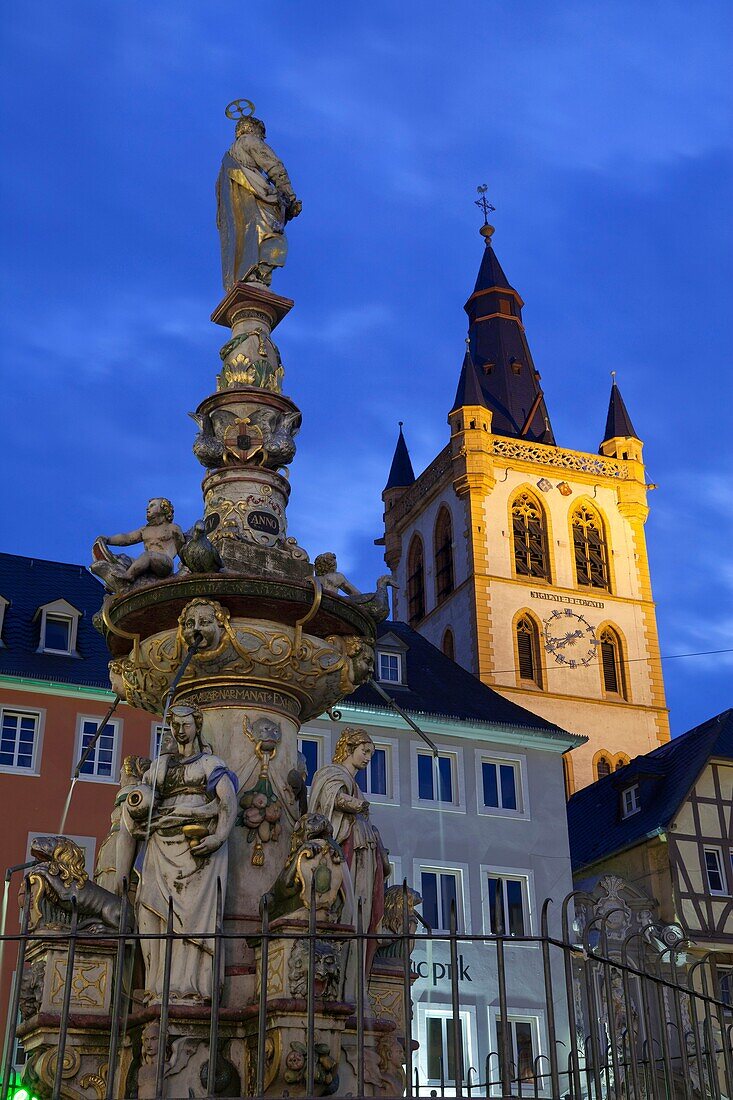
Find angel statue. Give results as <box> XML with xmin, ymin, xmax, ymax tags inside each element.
<box><xmin>216</xmin><ymin>99</ymin><xmax>302</xmax><ymax>289</ymax></box>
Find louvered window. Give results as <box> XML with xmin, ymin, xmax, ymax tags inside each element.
<box><xmin>516</xmin><ymin>616</ymin><xmax>542</xmax><ymax>688</ymax></box>
<box><xmin>596</xmin><ymin>756</ymin><xmax>612</xmax><ymax>780</ymax></box>
<box><xmin>434</xmin><ymin>509</ymin><xmax>454</xmax><ymax>602</ymax></box>
<box><xmin>407</xmin><ymin>537</ymin><xmax>425</xmax><ymax>624</ymax></box>
<box><xmin>600</xmin><ymin>628</ymin><xmax>626</xmax><ymax>698</ymax></box>
<box><xmin>511</xmin><ymin>493</ymin><xmax>549</xmax><ymax>580</ymax></box>
<box><xmin>572</xmin><ymin>506</ymin><xmax>609</xmax><ymax>589</ymax></box>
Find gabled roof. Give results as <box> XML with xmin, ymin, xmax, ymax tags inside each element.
<box><xmin>348</xmin><ymin>621</ymin><xmax>579</xmax><ymax>742</ymax></box>
<box><xmin>450</xmin><ymin>343</ymin><xmax>487</xmax><ymax>413</ymax></box>
<box><xmin>602</xmin><ymin>379</ymin><xmax>638</xmax><ymax>442</ymax></box>
<box><xmin>568</xmin><ymin>709</ymin><xmax>733</xmax><ymax>872</ymax></box>
<box><xmin>0</xmin><ymin>552</ymin><xmax>110</xmax><ymax>687</ymax></box>
<box><xmin>384</xmin><ymin>423</ymin><xmax>416</xmax><ymax>491</ymax></box>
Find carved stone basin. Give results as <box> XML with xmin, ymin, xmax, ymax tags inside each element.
<box><xmin>101</xmin><ymin>573</ymin><xmax>375</xmax><ymax>659</ymax></box>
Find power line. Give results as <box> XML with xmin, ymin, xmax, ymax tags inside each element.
<box><xmin>485</xmin><ymin>646</ymin><xmax>733</xmax><ymax>679</ymax></box>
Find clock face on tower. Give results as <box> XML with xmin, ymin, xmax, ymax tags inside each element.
<box><xmin>542</xmin><ymin>608</ymin><xmax>598</xmax><ymax>668</ymax></box>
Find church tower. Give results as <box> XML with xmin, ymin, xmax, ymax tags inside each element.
<box><xmin>381</xmin><ymin>221</ymin><xmax>669</xmax><ymax>792</ymax></box>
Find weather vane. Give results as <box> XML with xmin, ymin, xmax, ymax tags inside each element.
<box><xmin>475</xmin><ymin>184</ymin><xmax>496</xmax><ymax>225</ymax></box>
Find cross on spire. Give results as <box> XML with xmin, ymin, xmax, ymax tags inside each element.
<box><xmin>475</xmin><ymin>184</ymin><xmax>496</xmax><ymax>226</ymax></box>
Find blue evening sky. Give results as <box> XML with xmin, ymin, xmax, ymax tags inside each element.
<box><xmin>1</xmin><ymin>2</ymin><xmax>731</xmax><ymax>736</ymax></box>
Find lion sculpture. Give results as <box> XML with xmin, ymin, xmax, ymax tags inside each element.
<box><xmin>376</xmin><ymin>884</ymin><xmax>426</xmax><ymax>959</ymax></box>
<box><xmin>25</xmin><ymin>836</ymin><xmax>125</xmax><ymax>932</ymax></box>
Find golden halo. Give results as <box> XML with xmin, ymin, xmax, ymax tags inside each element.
<box><xmin>225</xmin><ymin>98</ymin><xmax>256</xmax><ymax>120</ymax></box>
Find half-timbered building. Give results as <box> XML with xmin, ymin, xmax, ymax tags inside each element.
<box><xmin>568</xmin><ymin>708</ymin><xmax>733</xmax><ymax>998</ymax></box>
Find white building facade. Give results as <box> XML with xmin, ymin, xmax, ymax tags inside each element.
<box><xmin>299</xmin><ymin>621</ymin><xmax>584</xmax><ymax>1093</ymax></box>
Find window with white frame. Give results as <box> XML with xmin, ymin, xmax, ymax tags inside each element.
<box><xmin>7</xmin><ymin>978</ymin><xmax>26</xmax><ymax>1074</ymax></box>
<box><xmin>36</xmin><ymin>599</ymin><xmax>81</xmax><ymax>655</ymax></box>
<box><xmin>377</xmin><ymin>651</ymin><xmax>402</xmax><ymax>684</ymax></box>
<box><xmin>493</xmin><ymin>1015</ymin><xmax>542</xmax><ymax>1094</ymax></box>
<box><xmin>44</xmin><ymin>614</ymin><xmax>72</xmax><ymax>652</ymax></box>
<box><xmin>424</xmin><ymin>1011</ymin><xmax>470</xmax><ymax>1086</ymax></box>
<box><xmin>420</xmin><ymin>867</ymin><xmax>463</xmax><ymax>933</ymax></box>
<box><xmin>355</xmin><ymin>742</ymin><xmax>393</xmax><ymax>798</ymax></box>
<box><xmin>151</xmin><ymin>722</ymin><xmax>171</xmax><ymax>758</ymax></box>
<box><xmin>621</xmin><ymin>783</ymin><xmax>640</xmax><ymax>818</ymax></box>
<box><xmin>0</xmin><ymin>708</ymin><xmax>41</xmax><ymax>772</ymax></box>
<box><xmin>481</xmin><ymin>758</ymin><xmax>521</xmax><ymax>813</ymax></box>
<box><xmin>75</xmin><ymin>716</ymin><xmax>120</xmax><ymax>781</ymax></box>
<box><xmin>718</xmin><ymin>968</ymin><xmax>733</xmax><ymax>1012</ymax></box>
<box><xmin>485</xmin><ymin>873</ymin><xmax>530</xmax><ymax>937</ymax></box>
<box><xmin>298</xmin><ymin>735</ymin><xmax>323</xmax><ymax>785</ymax></box>
<box><xmin>704</xmin><ymin>848</ymin><xmax>727</xmax><ymax>895</ymax></box>
<box><xmin>388</xmin><ymin>855</ymin><xmax>403</xmax><ymax>886</ymax></box>
<box><xmin>417</xmin><ymin>750</ymin><xmax>456</xmax><ymax>804</ymax></box>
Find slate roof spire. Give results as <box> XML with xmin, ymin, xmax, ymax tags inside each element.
<box><xmin>450</xmin><ymin>338</ymin><xmax>487</xmax><ymax>412</ymax></box>
<box><xmin>602</xmin><ymin>373</ymin><xmax>639</xmax><ymax>441</ymax></box>
<box><xmin>459</xmin><ymin>223</ymin><xmax>555</xmax><ymax>444</ymax></box>
<box><xmin>384</xmin><ymin>422</ymin><xmax>416</xmax><ymax>491</ymax></box>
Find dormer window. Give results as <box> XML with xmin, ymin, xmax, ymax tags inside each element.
<box><xmin>621</xmin><ymin>783</ymin><xmax>640</xmax><ymax>818</ymax></box>
<box><xmin>35</xmin><ymin>599</ymin><xmax>81</xmax><ymax>656</ymax></box>
<box><xmin>377</xmin><ymin>651</ymin><xmax>402</xmax><ymax>684</ymax></box>
<box><xmin>0</xmin><ymin>596</ymin><xmax>8</xmax><ymax>646</ymax></box>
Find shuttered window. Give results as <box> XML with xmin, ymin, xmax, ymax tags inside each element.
<box><xmin>572</xmin><ymin>506</ymin><xmax>609</xmax><ymax>589</ymax></box>
<box><xmin>596</xmin><ymin>756</ymin><xmax>612</xmax><ymax>780</ymax></box>
<box><xmin>407</xmin><ymin>536</ymin><xmax>425</xmax><ymax>623</ymax></box>
<box><xmin>511</xmin><ymin>493</ymin><xmax>549</xmax><ymax>580</ymax></box>
<box><xmin>516</xmin><ymin>616</ymin><xmax>542</xmax><ymax>688</ymax></box>
<box><xmin>600</xmin><ymin>628</ymin><xmax>627</xmax><ymax>698</ymax></box>
<box><xmin>434</xmin><ymin>508</ymin><xmax>454</xmax><ymax>602</ymax></box>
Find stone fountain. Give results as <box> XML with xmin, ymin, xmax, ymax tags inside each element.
<box><xmin>12</xmin><ymin>100</ymin><xmax>415</xmax><ymax>1100</ymax></box>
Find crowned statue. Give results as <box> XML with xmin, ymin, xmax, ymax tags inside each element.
<box><xmin>216</xmin><ymin>99</ymin><xmax>302</xmax><ymax>290</ymax></box>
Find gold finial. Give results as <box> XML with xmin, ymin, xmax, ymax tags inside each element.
<box><xmin>225</xmin><ymin>98</ymin><xmax>256</xmax><ymax>120</ymax></box>
<box><xmin>475</xmin><ymin>184</ymin><xmax>496</xmax><ymax>242</ymax></box>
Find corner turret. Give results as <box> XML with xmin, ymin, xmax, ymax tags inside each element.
<box><xmin>599</xmin><ymin>375</ymin><xmax>643</xmax><ymax>462</ymax></box>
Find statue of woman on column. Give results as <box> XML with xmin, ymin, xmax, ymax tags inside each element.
<box><xmin>216</xmin><ymin>99</ymin><xmax>302</xmax><ymax>290</ymax></box>
<box><xmin>309</xmin><ymin>728</ymin><xmax>390</xmax><ymax>975</ymax></box>
<box><xmin>117</xmin><ymin>703</ymin><xmax>238</xmax><ymax>1004</ymax></box>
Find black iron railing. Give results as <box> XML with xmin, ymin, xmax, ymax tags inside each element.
<box><xmin>2</xmin><ymin>882</ymin><xmax>732</xmax><ymax>1099</ymax></box>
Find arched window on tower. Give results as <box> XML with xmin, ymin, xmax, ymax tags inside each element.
<box><xmin>595</xmin><ymin>755</ymin><xmax>612</xmax><ymax>781</ymax></box>
<box><xmin>600</xmin><ymin>627</ymin><xmax>627</xmax><ymax>698</ymax></box>
<box><xmin>407</xmin><ymin>535</ymin><xmax>425</xmax><ymax>624</ymax></box>
<box><xmin>442</xmin><ymin>628</ymin><xmax>455</xmax><ymax>661</ymax></box>
<box><xmin>434</xmin><ymin>508</ymin><xmax>454</xmax><ymax>603</ymax></box>
<box><xmin>572</xmin><ymin>505</ymin><xmax>610</xmax><ymax>590</ymax></box>
<box><xmin>511</xmin><ymin>492</ymin><xmax>550</xmax><ymax>581</ymax></box>
<box><xmin>515</xmin><ymin>614</ymin><xmax>543</xmax><ymax>688</ymax></box>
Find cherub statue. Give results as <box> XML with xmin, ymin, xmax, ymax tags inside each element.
<box><xmin>91</xmin><ymin>498</ymin><xmax>185</xmax><ymax>593</ymax></box>
<box><xmin>314</xmin><ymin>553</ymin><xmax>360</xmax><ymax>597</ymax></box>
<box><xmin>216</xmin><ymin>100</ymin><xmax>302</xmax><ymax>289</ymax></box>
<box><xmin>315</xmin><ymin>553</ymin><xmax>397</xmax><ymax>624</ymax></box>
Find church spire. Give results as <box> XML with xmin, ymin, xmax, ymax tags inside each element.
<box><xmin>602</xmin><ymin>374</ymin><xmax>638</xmax><ymax>442</ymax></box>
<box><xmin>384</xmin><ymin>422</ymin><xmax>415</xmax><ymax>491</ymax></box>
<box><xmin>450</xmin><ymin>339</ymin><xmax>487</xmax><ymax>412</ymax></box>
<box><xmin>459</xmin><ymin>218</ymin><xmax>555</xmax><ymax>445</ymax></box>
